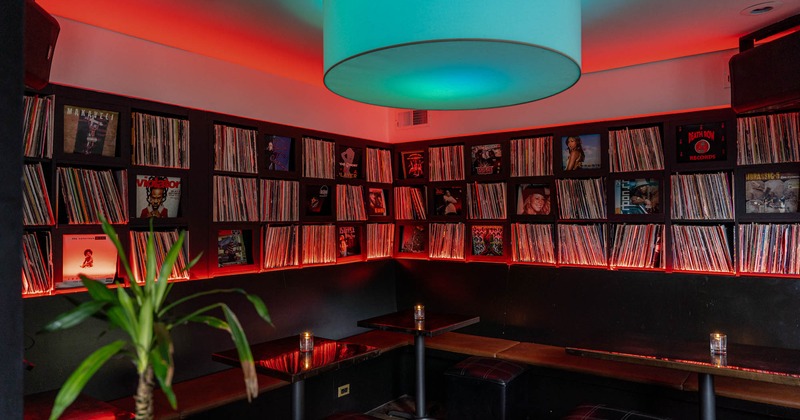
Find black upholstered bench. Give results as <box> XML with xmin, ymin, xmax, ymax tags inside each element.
<box><xmin>444</xmin><ymin>356</ymin><xmax>529</xmax><ymax>420</ymax></box>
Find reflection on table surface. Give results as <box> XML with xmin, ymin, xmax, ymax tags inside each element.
<box><xmin>358</xmin><ymin>309</ymin><xmax>480</xmax><ymax>336</ymax></box>
<box><xmin>566</xmin><ymin>339</ymin><xmax>800</xmax><ymax>386</ymax></box>
<box><xmin>213</xmin><ymin>335</ymin><xmax>379</xmax><ymax>383</ymax></box>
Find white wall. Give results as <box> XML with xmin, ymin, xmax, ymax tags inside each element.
<box><xmin>388</xmin><ymin>50</ymin><xmax>735</xmax><ymax>142</ymax></box>
<box><xmin>49</xmin><ymin>18</ymin><xmax>391</xmax><ymax>141</ymax></box>
<box><xmin>50</xmin><ymin>17</ymin><xmax>734</xmax><ymax>144</ymax></box>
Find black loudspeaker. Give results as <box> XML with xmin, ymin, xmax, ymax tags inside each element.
<box><xmin>24</xmin><ymin>0</ymin><xmax>60</xmax><ymax>90</ymax></box>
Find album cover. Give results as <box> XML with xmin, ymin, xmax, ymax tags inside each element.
<box><xmin>266</xmin><ymin>135</ymin><xmax>293</xmax><ymax>171</ymax></box>
<box><xmin>366</xmin><ymin>188</ymin><xmax>387</xmax><ymax>216</ymax></box>
<box><xmin>561</xmin><ymin>134</ymin><xmax>601</xmax><ymax>170</ymax></box>
<box><xmin>63</xmin><ymin>105</ymin><xmax>119</xmax><ymax>157</ymax></box>
<box><xmin>471</xmin><ymin>143</ymin><xmax>502</xmax><ymax>176</ymax></box>
<box><xmin>217</xmin><ymin>230</ymin><xmax>248</xmax><ymax>267</ymax></box>
<box><xmin>305</xmin><ymin>185</ymin><xmax>332</xmax><ymax>216</ymax></box>
<box><xmin>398</xmin><ymin>224</ymin><xmax>426</xmax><ymax>254</ymax></box>
<box><xmin>135</xmin><ymin>175</ymin><xmax>181</xmax><ymax>218</ymax></box>
<box><xmin>744</xmin><ymin>172</ymin><xmax>799</xmax><ymax>213</ymax></box>
<box><xmin>516</xmin><ymin>184</ymin><xmax>552</xmax><ymax>216</ymax></box>
<box><xmin>401</xmin><ymin>151</ymin><xmax>425</xmax><ymax>179</ymax></box>
<box><xmin>337</xmin><ymin>145</ymin><xmax>362</xmax><ymax>179</ymax></box>
<box><xmin>337</xmin><ymin>225</ymin><xmax>361</xmax><ymax>257</ymax></box>
<box><xmin>614</xmin><ymin>178</ymin><xmax>661</xmax><ymax>214</ymax></box>
<box><xmin>433</xmin><ymin>187</ymin><xmax>463</xmax><ymax>216</ymax></box>
<box><xmin>676</xmin><ymin>122</ymin><xmax>726</xmax><ymax>163</ymax></box>
<box><xmin>60</xmin><ymin>233</ymin><xmax>117</xmax><ymax>287</ymax></box>
<box><xmin>471</xmin><ymin>225</ymin><xmax>504</xmax><ymax>256</ymax></box>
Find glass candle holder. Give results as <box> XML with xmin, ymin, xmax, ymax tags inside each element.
<box><xmin>414</xmin><ymin>304</ymin><xmax>425</xmax><ymax>321</ymax></box>
<box><xmin>300</xmin><ymin>331</ymin><xmax>314</xmax><ymax>353</ymax></box>
<box><xmin>709</xmin><ymin>333</ymin><xmax>727</xmax><ymax>355</ymax></box>
<box><xmin>301</xmin><ymin>351</ymin><xmax>313</xmax><ymax>370</ymax></box>
<box><xmin>711</xmin><ymin>353</ymin><xmax>727</xmax><ymax>367</ymax></box>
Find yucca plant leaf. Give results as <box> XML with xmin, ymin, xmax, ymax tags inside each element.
<box><xmin>188</xmin><ymin>314</ymin><xmax>229</xmax><ymax>330</ymax></box>
<box><xmin>221</xmin><ymin>305</ymin><xmax>259</xmax><ymax>402</ymax></box>
<box><xmin>245</xmin><ymin>293</ymin><xmax>273</xmax><ymax>326</ymax></box>
<box><xmin>151</xmin><ymin>322</ymin><xmax>176</xmax><ymax>409</ymax></box>
<box><xmin>154</xmin><ymin>231</ymin><xmax>186</xmax><ymax>310</ymax></box>
<box><xmin>115</xmin><ymin>286</ymin><xmax>138</xmax><ymax>337</ymax></box>
<box><xmin>137</xmin><ymin>296</ymin><xmax>154</xmax><ymax>356</ymax></box>
<box><xmin>106</xmin><ymin>306</ymin><xmax>136</xmax><ymax>338</ymax></box>
<box><xmin>160</xmin><ymin>288</ymin><xmax>260</xmax><ymax>318</ymax></box>
<box><xmin>168</xmin><ymin>303</ymin><xmax>224</xmax><ymax>328</ymax></box>
<box><xmin>144</xmin><ymin>227</ymin><xmax>157</xmax><ymax>289</ymax></box>
<box><xmin>81</xmin><ymin>277</ymin><xmax>117</xmax><ymax>303</ymax></box>
<box><xmin>49</xmin><ymin>340</ymin><xmax>126</xmax><ymax>420</ymax></box>
<box><xmin>99</xmin><ymin>216</ymin><xmax>141</xmax><ymax>299</ymax></box>
<box><xmin>40</xmin><ymin>300</ymin><xmax>107</xmax><ymax>332</ymax></box>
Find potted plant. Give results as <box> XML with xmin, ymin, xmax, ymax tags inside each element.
<box><xmin>41</xmin><ymin>219</ymin><xmax>271</xmax><ymax>420</ymax></box>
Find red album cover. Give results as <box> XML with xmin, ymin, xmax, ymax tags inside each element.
<box><xmin>60</xmin><ymin>233</ymin><xmax>117</xmax><ymax>287</ymax></box>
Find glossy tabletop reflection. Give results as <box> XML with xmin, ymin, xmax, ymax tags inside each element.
<box><xmin>566</xmin><ymin>340</ymin><xmax>800</xmax><ymax>386</ymax></box>
<box><xmin>213</xmin><ymin>335</ymin><xmax>380</xmax><ymax>383</ymax></box>
<box><xmin>357</xmin><ymin>309</ymin><xmax>480</xmax><ymax>337</ymax></box>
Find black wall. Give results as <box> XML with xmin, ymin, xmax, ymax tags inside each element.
<box><xmin>1</xmin><ymin>0</ymin><xmax>25</xmax><ymax>419</ymax></box>
<box><xmin>396</xmin><ymin>259</ymin><xmax>800</xmax><ymax>350</ymax></box>
<box><xmin>23</xmin><ymin>259</ymin><xmax>397</xmax><ymax>401</ymax></box>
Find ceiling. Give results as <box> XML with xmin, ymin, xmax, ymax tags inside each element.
<box><xmin>37</xmin><ymin>0</ymin><xmax>800</xmax><ymax>89</ymax></box>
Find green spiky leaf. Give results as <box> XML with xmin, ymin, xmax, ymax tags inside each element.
<box><xmin>49</xmin><ymin>340</ymin><xmax>126</xmax><ymax>420</ymax></box>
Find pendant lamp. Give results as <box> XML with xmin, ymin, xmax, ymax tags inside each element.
<box><xmin>323</xmin><ymin>0</ymin><xmax>582</xmax><ymax>110</ymax></box>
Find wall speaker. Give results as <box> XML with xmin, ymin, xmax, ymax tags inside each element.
<box><xmin>24</xmin><ymin>0</ymin><xmax>60</xmax><ymax>90</ymax></box>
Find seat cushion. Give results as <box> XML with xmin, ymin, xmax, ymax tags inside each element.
<box><xmin>445</xmin><ymin>356</ymin><xmax>527</xmax><ymax>385</ymax></box>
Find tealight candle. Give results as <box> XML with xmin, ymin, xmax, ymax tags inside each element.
<box><xmin>414</xmin><ymin>304</ymin><xmax>425</xmax><ymax>321</ymax></box>
<box><xmin>709</xmin><ymin>332</ymin><xmax>727</xmax><ymax>355</ymax></box>
<box><xmin>300</xmin><ymin>331</ymin><xmax>314</xmax><ymax>353</ymax></box>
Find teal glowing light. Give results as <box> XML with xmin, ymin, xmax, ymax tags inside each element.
<box><xmin>323</xmin><ymin>0</ymin><xmax>581</xmax><ymax>110</ymax></box>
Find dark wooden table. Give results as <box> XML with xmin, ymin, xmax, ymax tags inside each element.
<box><xmin>213</xmin><ymin>335</ymin><xmax>379</xmax><ymax>420</ymax></box>
<box><xmin>566</xmin><ymin>340</ymin><xmax>800</xmax><ymax>420</ymax></box>
<box><xmin>358</xmin><ymin>309</ymin><xmax>480</xmax><ymax>419</ymax></box>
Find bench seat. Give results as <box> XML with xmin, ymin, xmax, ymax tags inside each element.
<box><xmin>426</xmin><ymin>332</ymin><xmax>519</xmax><ymax>357</ymax></box>
<box><xmin>347</xmin><ymin>330</ymin><xmax>800</xmax><ymax>413</ymax></box>
<box><xmin>107</xmin><ymin>368</ymin><xmax>288</xmax><ymax>419</ymax></box>
<box><xmin>495</xmin><ymin>342</ymin><xmax>691</xmax><ymax>391</ymax></box>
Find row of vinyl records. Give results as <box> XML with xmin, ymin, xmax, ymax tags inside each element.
<box><xmin>24</xmin><ymin>167</ymin><xmax>797</xmax><ymax>228</ymax></box>
<box><xmin>22</xmin><ymin>95</ymin><xmax>397</xmax><ymax>183</ymax></box>
<box><xmin>215</xmin><ymin>134</ymin><xmax>395</xmax><ymax>181</ymax></box>
<box><xmin>21</xmin><ymin>223</ymin><xmax>398</xmax><ymax>296</ymax></box>
<box><xmin>407</xmin><ymin>222</ymin><xmax>799</xmax><ymax>275</ymax></box>
<box><xmin>737</xmin><ymin>112</ymin><xmax>800</xmax><ymax>165</ymax></box>
<box><xmin>20</xmin><ymin>220</ymin><xmax>800</xmax><ymax>295</ymax></box>
<box><xmin>23</xmin><ymin>93</ymin><xmax>800</xmax><ymax>174</ymax></box>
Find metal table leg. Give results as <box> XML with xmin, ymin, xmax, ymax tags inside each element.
<box><xmin>415</xmin><ymin>335</ymin><xmax>426</xmax><ymax>419</ymax></box>
<box><xmin>699</xmin><ymin>373</ymin><xmax>716</xmax><ymax>420</ymax></box>
<box><xmin>292</xmin><ymin>380</ymin><xmax>305</xmax><ymax>420</ymax></box>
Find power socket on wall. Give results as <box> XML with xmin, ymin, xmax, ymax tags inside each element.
<box><xmin>337</xmin><ymin>384</ymin><xmax>350</xmax><ymax>398</ymax></box>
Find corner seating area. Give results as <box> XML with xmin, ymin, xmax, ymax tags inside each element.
<box><xmin>106</xmin><ymin>331</ymin><xmax>800</xmax><ymax>418</ymax></box>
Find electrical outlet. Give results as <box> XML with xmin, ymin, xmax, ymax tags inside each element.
<box><xmin>337</xmin><ymin>384</ymin><xmax>350</xmax><ymax>397</ymax></box>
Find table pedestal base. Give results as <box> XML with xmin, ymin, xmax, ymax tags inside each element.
<box><xmin>387</xmin><ymin>336</ymin><xmax>436</xmax><ymax>420</ymax></box>
<box><xmin>699</xmin><ymin>373</ymin><xmax>716</xmax><ymax>420</ymax></box>
<box><xmin>292</xmin><ymin>380</ymin><xmax>305</xmax><ymax>420</ymax></box>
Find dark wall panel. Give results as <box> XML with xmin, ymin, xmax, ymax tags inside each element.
<box><xmin>397</xmin><ymin>260</ymin><xmax>800</xmax><ymax>350</ymax></box>
<box><xmin>395</xmin><ymin>259</ymin><xmax>509</xmax><ymax>337</ymax></box>
<box><xmin>23</xmin><ymin>260</ymin><xmax>397</xmax><ymax>401</ymax></box>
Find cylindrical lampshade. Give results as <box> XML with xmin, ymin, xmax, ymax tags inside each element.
<box><xmin>323</xmin><ymin>0</ymin><xmax>581</xmax><ymax>110</ymax></box>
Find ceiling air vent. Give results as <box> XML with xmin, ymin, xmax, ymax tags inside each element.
<box><xmin>396</xmin><ymin>110</ymin><xmax>429</xmax><ymax>129</ymax></box>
